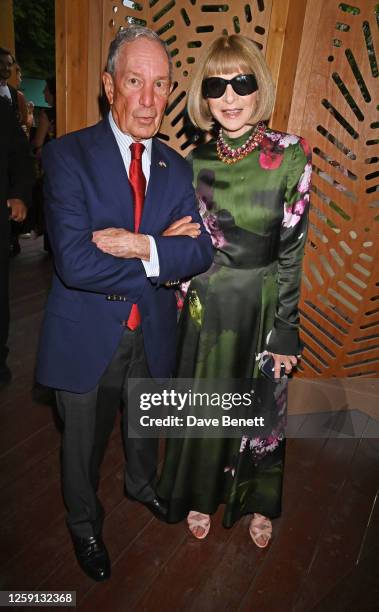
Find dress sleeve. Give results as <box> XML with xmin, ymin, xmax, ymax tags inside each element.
<box><xmin>266</xmin><ymin>138</ymin><xmax>312</xmax><ymax>355</ymax></box>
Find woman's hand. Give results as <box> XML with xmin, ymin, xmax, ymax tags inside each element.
<box><xmin>162</xmin><ymin>216</ymin><xmax>201</xmax><ymax>238</ymax></box>
<box><xmin>268</xmin><ymin>353</ymin><xmax>298</xmax><ymax>378</ymax></box>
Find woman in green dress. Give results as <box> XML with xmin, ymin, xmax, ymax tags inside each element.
<box><xmin>157</xmin><ymin>34</ymin><xmax>311</xmax><ymax>547</ymax></box>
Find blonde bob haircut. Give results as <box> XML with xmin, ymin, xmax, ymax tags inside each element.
<box><xmin>187</xmin><ymin>34</ymin><xmax>275</xmax><ymax>132</ymax></box>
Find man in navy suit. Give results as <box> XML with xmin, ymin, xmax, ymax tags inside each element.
<box><xmin>36</xmin><ymin>26</ymin><xmax>213</xmax><ymax>581</ymax></box>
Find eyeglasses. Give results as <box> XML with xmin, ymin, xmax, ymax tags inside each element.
<box><xmin>202</xmin><ymin>74</ymin><xmax>258</xmax><ymax>99</ymax></box>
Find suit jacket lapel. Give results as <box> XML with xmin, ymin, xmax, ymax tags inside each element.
<box><xmin>140</xmin><ymin>139</ymin><xmax>169</xmax><ymax>234</ymax></box>
<box><xmin>89</xmin><ymin>119</ymin><xmax>134</xmax><ymax>229</ymax></box>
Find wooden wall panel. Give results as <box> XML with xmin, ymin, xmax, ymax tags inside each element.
<box><xmin>55</xmin><ymin>0</ymin><xmax>66</xmax><ymax>138</ymax></box>
<box><xmin>0</xmin><ymin>0</ymin><xmax>16</xmax><ymax>87</ymax></box>
<box><xmin>87</xmin><ymin>0</ymin><xmax>105</xmax><ymax>127</ymax></box>
<box><xmin>55</xmin><ymin>0</ymin><xmax>103</xmax><ymax>136</ymax></box>
<box><xmin>288</xmin><ymin>0</ymin><xmax>379</xmax><ymax>377</ymax></box>
<box><xmin>0</xmin><ymin>0</ymin><xmax>15</xmax><ymax>53</ymax></box>
<box><xmin>288</xmin><ymin>0</ymin><xmax>324</xmax><ymax>135</ymax></box>
<box><xmin>265</xmin><ymin>0</ymin><xmax>307</xmax><ymax>131</ymax></box>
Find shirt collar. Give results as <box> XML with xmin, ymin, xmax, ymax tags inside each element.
<box><xmin>108</xmin><ymin>111</ymin><xmax>152</xmax><ymax>160</ymax></box>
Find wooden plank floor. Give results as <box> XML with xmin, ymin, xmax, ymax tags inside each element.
<box><xmin>1</xmin><ymin>238</ymin><xmax>378</xmax><ymax>612</ymax></box>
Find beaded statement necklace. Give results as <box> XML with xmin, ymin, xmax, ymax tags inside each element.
<box><xmin>216</xmin><ymin>121</ymin><xmax>266</xmax><ymax>164</ymax></box>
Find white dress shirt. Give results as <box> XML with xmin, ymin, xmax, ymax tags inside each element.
<box><xmin>0</xmin><ymin>84</ymin><xmax>12</xmax><ymax>102</ymax></box>
<box><xmin>108</xmin><ymin>111</ymin><xmax>159</xmax><ymax>277</ymax></box>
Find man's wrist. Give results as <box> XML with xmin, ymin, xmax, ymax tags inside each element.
<box><xmin>133</xmin><ymin>233</ymin><xmax>150</xmax><ymax>260</ymax></box>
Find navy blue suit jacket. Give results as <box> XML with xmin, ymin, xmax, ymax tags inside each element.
<box><xmin>36</xmin><ymin>118</ymin><xmax>213</xmax><ymax>392</ymax></box>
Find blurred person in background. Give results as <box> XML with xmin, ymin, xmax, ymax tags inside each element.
<box><xmin>14</xmin><ymin>63</ymin><xmax>34</xmax><ymax>138</ymax></box>
<box><xmin>0</xmin><ymin>97</ymin><xmax>34</xmax><ymax>387</ymax></box>
<box><xmin>0</xmin><ymin>48</ymin><xmax>28</xmax><ymax>129</ymax></box>
<box><xmin>31</xmin><ymin>77</ymin><xmax>56</xmax><ymax>251</ymax></box>
<box><xmin>0</xmin><ymin>48</ymin><xmax>32</xmax><ymax>254</ymax></box>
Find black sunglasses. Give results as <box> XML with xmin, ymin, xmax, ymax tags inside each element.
<box><xmin>202</xmin><ymin>74</ymin><xmax>258</xmax><ymax>99</ymax></box>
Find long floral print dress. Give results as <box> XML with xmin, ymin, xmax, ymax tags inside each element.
<box><xmin>157</xmin><ymin>126</ymin><xmax>311</xmax><ymax>527</ymax></box>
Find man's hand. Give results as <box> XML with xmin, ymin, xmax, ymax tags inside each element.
<box><xmin>162</xmin><ymin>216</ymin><xmax>201</xmax><ymax>238</ymax></box>
<box><xmin>269</xmin><ymin>353</ymin><xmax>298</xmax><ymax>378</ymax></box>
<box><xmin>7</xmin><ymin>199</ymin><xmax>27</xmax><ymax>222</ymax></box>
<box><xmin>92</xmin><ymin>228</ymin><xmax>150</xmax><ymax>260</ymax></box>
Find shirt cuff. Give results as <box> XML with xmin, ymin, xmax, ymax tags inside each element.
<box><xmin>142</xmin><ymin>235</ymin><xmax>160</xmax><ymax>278</ymax></box>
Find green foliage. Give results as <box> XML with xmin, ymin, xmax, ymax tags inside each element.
<box><xmin>339</xmin><ymin>3</ymin><xmax>360</xmax><ymax>15</ymax></box>
<box><xmin>13</xmin><ymin>0</ymin><xmax>55</xmax><ymax>78</ymax></box>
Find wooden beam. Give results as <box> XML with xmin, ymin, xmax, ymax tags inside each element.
<box><xmin>0</xmin><ymin>0</ymin><xmax>15</xmax><ymax>53</ymax></box>
<box><xmin>55</xmin><ymin>0</ymin><xmax>66</xmax><ymax>137</ymax></box>
<box><xmin>55</xmin><ymin>0</ymin><xmax>103</xmax><ymax>136</ymax></box>
<box><xmin>266</xmin><ymin>0</ymin><xmax>308</xmax><ymax>132</ymax></box>
<box><xmin>87</xmin><ymin>0</ymin><xmax>103</xmax><ymax>127</ymax></box>
<box><xmin>287</xmin><ymin>0</ymin><xmax>324</xmax><ymax>134</ymax></box>
<box><xmin>0</xmin><ymin>0</ymin><xmax>17</xmax><ymax>87</ymax></box>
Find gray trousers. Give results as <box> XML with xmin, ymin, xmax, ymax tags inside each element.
<box><xmin>56</xmin><ymin>327</ymin><xmax>158</xmax><ymax>538</ymax></box>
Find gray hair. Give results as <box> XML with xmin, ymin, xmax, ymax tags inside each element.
<box><xmin>106</xmin><ymin>26</ymin><xmax>172</xmax><ymax>80</ymax></box>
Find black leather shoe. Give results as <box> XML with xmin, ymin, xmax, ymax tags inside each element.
<box><xmin>126</xmin><ymin>493</ymin><xmax>168</xmax><ymax>522</ymax></box>
<box><xmin>72</xmin><ymin>535</ymin><xmax>111</xmax><ymax>582</ymax></box>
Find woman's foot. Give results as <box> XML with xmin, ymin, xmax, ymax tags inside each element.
<box><xmin>249</xmin><ymin>513</ymin><xmax>272</xmax><ymax>548</ymax></box>
<box><xmin>187</xmin><ymin>511</ymin><xmax>211</xmax><ymax>539</ymax></box>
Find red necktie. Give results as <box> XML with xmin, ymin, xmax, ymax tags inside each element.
<box><xmin>127</xmin><ymin>142</ymin><xmax>146</xmax><ymax>330</ymax></box>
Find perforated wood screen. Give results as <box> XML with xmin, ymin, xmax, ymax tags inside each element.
<box><xmin>104</xmin><ymin>0</ymin><xmax>273</xmax><ymax>151</ymax></box>
<box><xmin>289</xmin><ymin>0</ymin><xmax>379</xmax><ymax>377</ymax></box>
